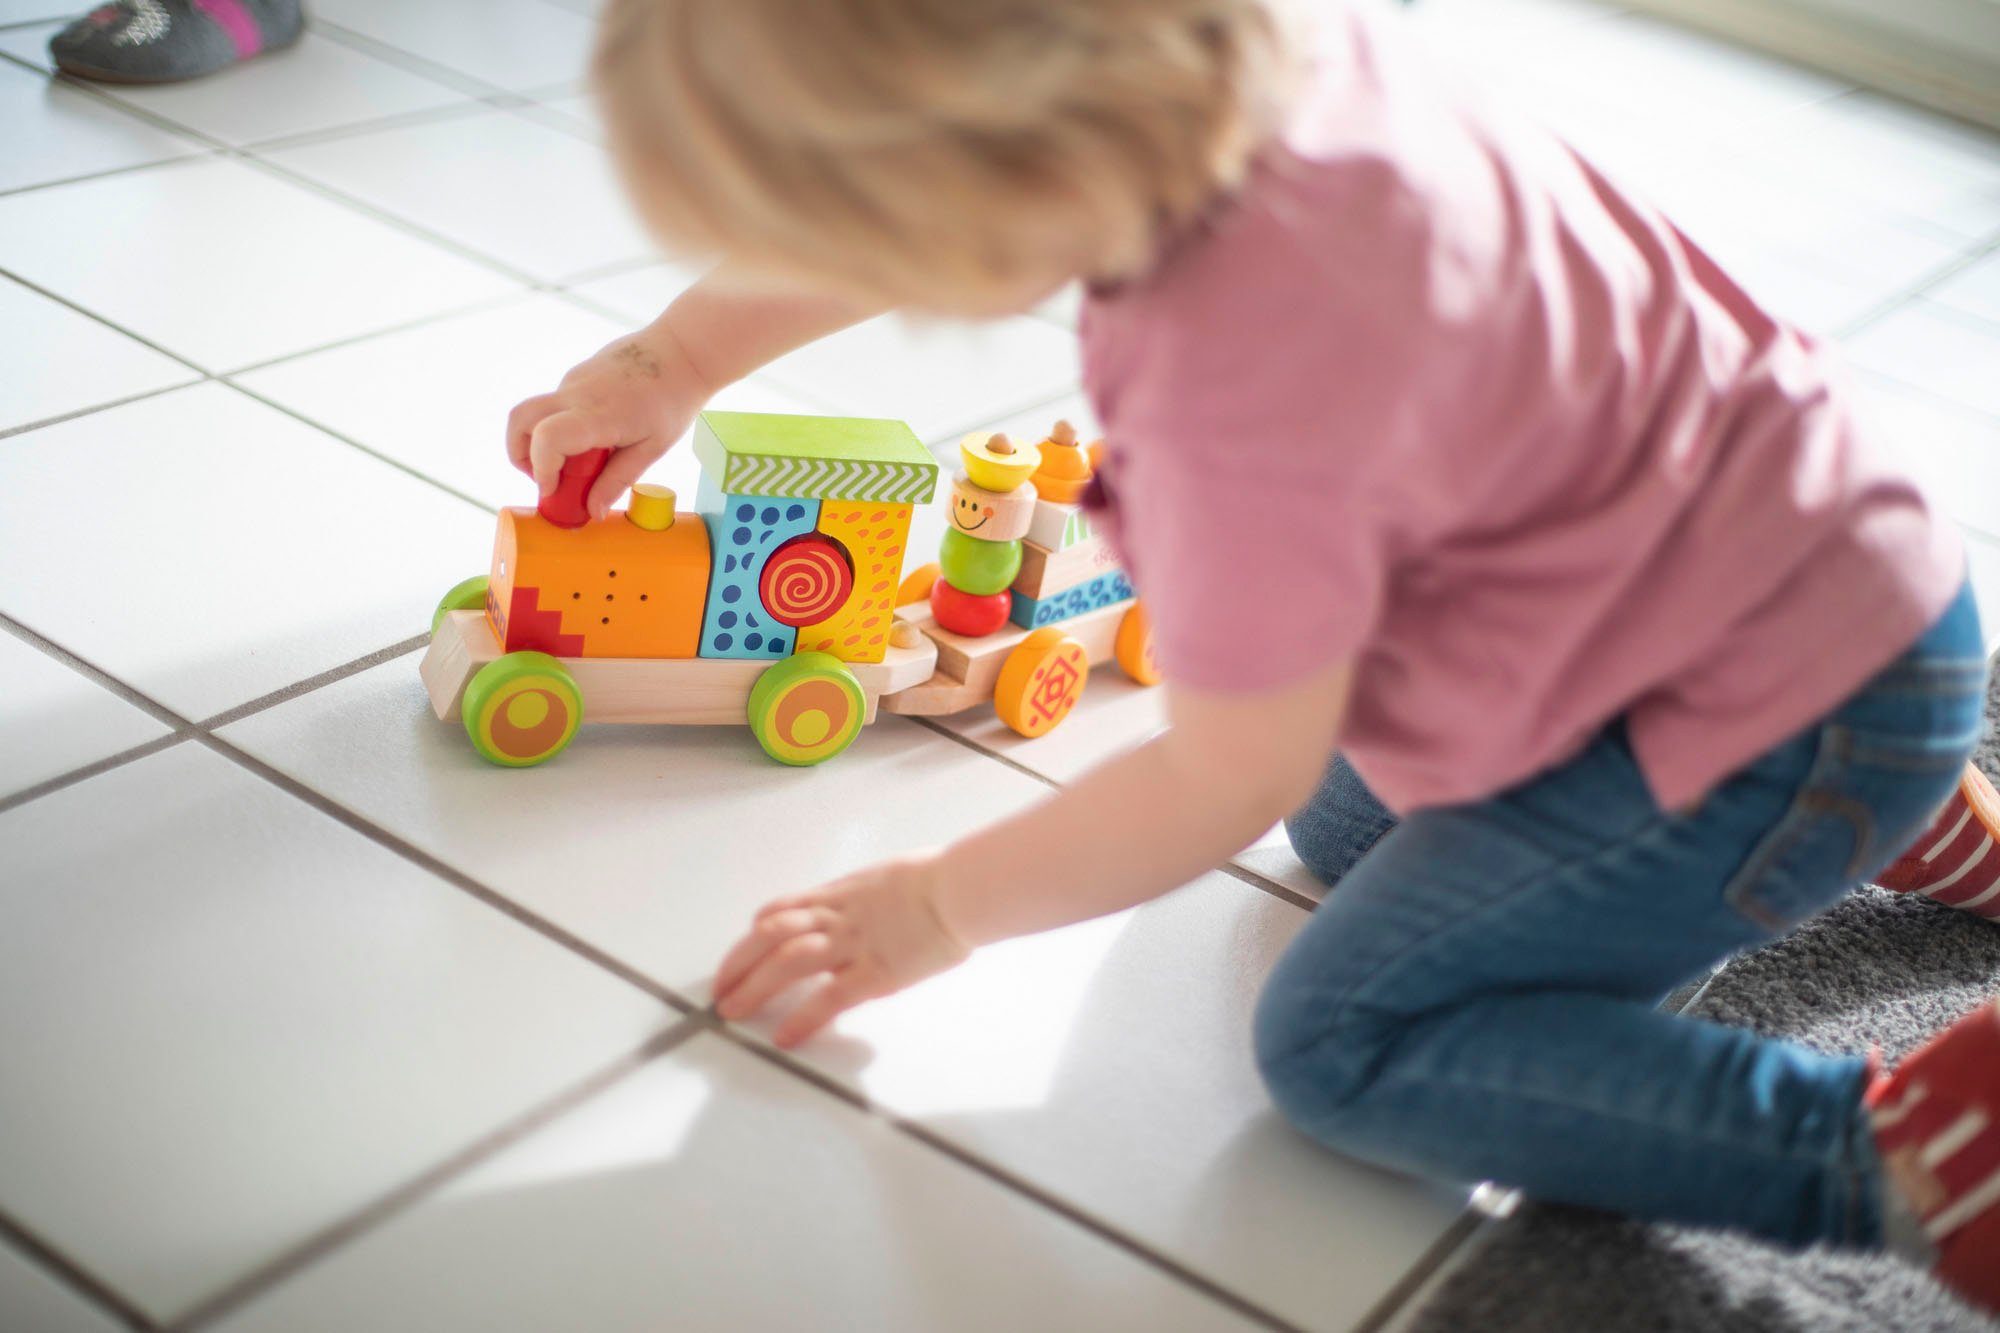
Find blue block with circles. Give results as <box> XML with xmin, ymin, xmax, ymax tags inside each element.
<box><xmin>1009</xmin><ymin>570</ymin><xmax>1135</xmax><ymax>630</ymax></box>
<box><xmin>696</xmin><ymin>477</ymin><xmax>820</xmax><ymax>659</ymax></box>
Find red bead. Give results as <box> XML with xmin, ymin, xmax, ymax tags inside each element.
<box><xmin>930</xmin><ymin>579</ymin><xmax>1011</xmax><ymax>636</ymax></box>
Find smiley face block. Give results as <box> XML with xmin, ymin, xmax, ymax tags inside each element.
<box><xmin>947</xmin><ymin>472</ymin><xmax>1034</xmax><ymax>543</ymax></box>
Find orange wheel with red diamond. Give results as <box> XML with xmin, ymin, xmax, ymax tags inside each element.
<box><xmin>994</xmin><ymin>627</ymin><xmax>1090</xmax><ymax>739</ymax></box>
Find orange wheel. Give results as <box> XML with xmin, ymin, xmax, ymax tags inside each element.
<box><xmin>896</xmin><ymin>562</ymin><xmax>940</xmax><ymax>607</ymax></box>
<box><xmin>995</xmin><ymin>627</ymin><xmax>1089</xmax><ymax>738</ymax></box>
<box><xmin>1114</xmin><ymin>602</ymin><xmax>1162</xmax><ymax>687</ymax></box>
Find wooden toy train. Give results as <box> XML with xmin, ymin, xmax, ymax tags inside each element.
<box><xmin>421</xmin><ymin>411</ymin><xmax>1159</xmax><ymax>767</ymax></box>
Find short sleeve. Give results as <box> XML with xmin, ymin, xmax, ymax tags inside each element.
<box><xmin>1102</xmin><ymin>421</ymin><xmax>1393</xmax><ymax>693</ymax></box>
<box><xmin>1076</xmin><ymin>121</ymin><xmax>1479</xmax><ymax>697</ymax></box>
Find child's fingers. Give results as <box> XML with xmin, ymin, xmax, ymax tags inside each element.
<box><xmin>771</xmin><ymin>971</ymin><xmax>867</xmax><ymax>1049</ymax></box>
<box><xmin>584</xmin><ymin>442</ymin><xmax>659</xmax><ymax>522</ymax></box>
<box><xmin>714</xmin><ymin>931</ymin><xmax>840</xmax><ymax>1022</ymax></box>
<box><xmin>527</xmin><ymin>412</ymin><xmax>606</xmax><ymax>496</ymax></box>
<box><xmin>712</xmin><ymin>905</ymin><xmax>822</xmax><ymax>1001</ymax></box>
<box><xmin>753</xmin><ymin>891</ymin><xmax>817</xmax><ymax>921</ymax></box>
<box><xmin>506</xmin><ymin>394</ymin><xmax>560</xmax><ymax>476</ymax></box>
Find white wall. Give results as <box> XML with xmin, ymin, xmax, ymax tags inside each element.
<box><xmin>1624</xmin><ymin>0</ymin><xmax>2000</xmax><ymax>128</ymax></box>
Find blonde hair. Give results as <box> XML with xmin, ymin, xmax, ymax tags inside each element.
<box><xmin>592</xmin><ymin>0</ymin><xmax>1297</xmax><ymax>312</ymax></box>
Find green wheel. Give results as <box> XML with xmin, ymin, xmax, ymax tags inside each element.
<box><xmin>748</xmin><ymin>652</ymin><xmax>866</xmax><ymax>766</ymax></box>
<box><xmin>462</xmin><ymin>651</ymin><xmax>582</xmax><ymax>767</ymax></box>
<box><xmin>432</xmin><ymin>575</ymin><xmax>490</xmax><ymax>635</ymax></box>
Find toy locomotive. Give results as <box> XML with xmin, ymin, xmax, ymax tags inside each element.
<box><xmin>421</xmin><ymin>411</ymin><xmax>1158</xmax><ymax>767</ymax></box>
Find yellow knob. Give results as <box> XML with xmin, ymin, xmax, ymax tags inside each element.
<box><xmin>627</xmin><ymin>483</ymin><xmax>677</xmax><ymax>531</ymax></box>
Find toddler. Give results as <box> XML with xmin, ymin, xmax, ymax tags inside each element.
<box><xmin>508</xmin><ymin>0</ymin><xmax>2000</xmax><ymax>1308</ymax></box>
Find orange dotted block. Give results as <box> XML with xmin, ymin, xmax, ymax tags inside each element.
<box><xmin>488</xmin><ymin>506</ymin><xmax>710</xmax><ymax>659</ymax></box>
<box><xmin>796</xmin><ymin>501</ymin><xmax>913</xmax><ymax>664</ymax></box>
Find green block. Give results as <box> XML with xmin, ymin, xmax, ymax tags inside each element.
<box><xmin>693</xmin><ymin>411</ymin><xmax>938</xmax><ymax>505</ymax></box>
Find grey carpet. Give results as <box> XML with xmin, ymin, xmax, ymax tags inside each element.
<box><xmin>1409</xmin><ymin>665</ymin><xmax>2000</xmax><ymax>1333</ymax></box>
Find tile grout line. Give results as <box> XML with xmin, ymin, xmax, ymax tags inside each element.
<box><xmin>0</xmin><ymin>378</ymin><xmax>207</xmax><ymax>444</ymax></box>
<box><xmin>0</xmin><ymin>617</ymin><xmax>441</xmax><ymax>816</ymax></box>
<box><xmin>0</xmin><ymin>26</ymin><xmax>586</xmax><ymax>190</ymax></box>
<box><xmin>226</xmin><ymin>152</ymin><xmax>548</xmax><ymax>289</ymax></box>
<box><xmin>0</xmin><ymin>36</ymin><xmax>594</xmax><ymax>297</ymax></box>
<box><xmin>215</xmin><ymin>289</ymin><xmax>539</xmax><ymax>378</ymax></box>
<box><xmin>0</xmin><ymin>287</ymin><xmax>560</xmax><ymax>454</ymax></box>
<box><xmin>195</xmin><ymin>635</ymin><xmax>434</xmax><ymax>730</ymax></box>
<box><xmin>303</xmin><ymin>16</ymin><xmax>519</xmax><ymax>102</ymax></box>
<box><xmin>685</xmin><ymin>1012</ymin><xmax>1314</xmax><ymax>1333</ymax></box>
<box><xmin>0</xmin><ymin>146</ymin><xmax>224</xmax><ymax>201</ymax></box>
<box><xmin>193</xmin><ymin>728</ymin><xmax>1316</xmax><ymax>1333</ymax></box>
<box><xmin>1348</xmin><ymin>1206</ymin><xmax>1494</xmax><ymax>1333</ymax></box>
<box><xmin>235</xmin><ymin>97</ymin><xmax>498</xmax><ymax>155</ymax></box>
<box><xmin>0</xmin><ymin>622</ymin><xmax>1327</xmax><ymax>1331</ymax></box>
<box><xmin>0</xmin><ymin>1205</ymin><xmax>157</xmax><ymax>1332</ymax></box>
<box><xmin>547</xmin><ymin>251</ymin><xmax>675</xmax><ymax>290</ymax></box>
<box><xmin>0</xmin><ymin>48</ymin><xmax>240</xmax><ymax>150</ymax></box>
<box><xmin>215</xmin><ymin>379</ymin><xmax>499</xmax><ymax>516</ymax></box>
<box><xmin>164</xmin><ymin>1022</ymin><xmax>703</xmax><ymax>1332</ymax></box>
<box><xmin>0</xmin><ymin>613</ymin><xmax>194</xmax><ymax>733</ymax></box>
<box><xmin>8</xmin><ymin>708</ymin><xmax>1317</xmax><ymax>1333</ymax></box>
<box><xmin>195</xmin><ymin>730</ymin><xmax>699</xmax><ymax>1013</ymax></box>
<box><xmin>0</xmin><ymin>731</ymin><xmax>192</xmax><ymax>818</ymax></box>
<box><xmin>1835</xmin><ymin>226</ymin><xmax>2000</xmax><ymax>341</ymax></box>
<box><xmin>0</xmin><ymin>263</ymin><xmax>215</xmax><ymax>377</ymax></box>
<box><xmin>0</xmin><ymin>285</ymin><xmax>540</xmax><ymax>451</ymax></box>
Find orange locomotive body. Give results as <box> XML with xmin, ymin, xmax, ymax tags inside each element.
<box><xmin>486</xmin><ymin>505</ymin><xmax>711</xmax><ymax>660</ymax></box>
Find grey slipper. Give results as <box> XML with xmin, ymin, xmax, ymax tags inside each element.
<box><xmin>50</xmin><ymin>0</ymin><xmax>303</xmax><ymax>85</ymax></box>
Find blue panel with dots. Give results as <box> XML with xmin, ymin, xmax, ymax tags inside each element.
<box><xmin>695</xmin><ymin>476</ymin><xmax>820</xmax><ymax>660</ymax></box>
<box><xmin>1009</xmin><ymin>570</ymin><xmax>1135</xmax><ymax>630</ymax></box>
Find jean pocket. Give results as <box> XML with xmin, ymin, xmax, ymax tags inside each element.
<box><xmin>1721</xmin><ymin>730</ymin><xmax>1875</xmax><ymax>932</ymax></box>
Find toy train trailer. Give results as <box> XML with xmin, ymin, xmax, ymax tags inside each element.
<box><xmin>419</xmin><ymin>411</ymin><xmax>1157</xmax><ymax>767</ymax></box>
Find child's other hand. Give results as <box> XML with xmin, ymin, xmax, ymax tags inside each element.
<box><xmin>712</xmin><ymin>852</ymin><xmax>973</xmax><ymax>1049</ymax></box>
<box><xmin>505</xmin><ymin>329</ymin><xmax>709</xmax><ymax>522</ymax></box>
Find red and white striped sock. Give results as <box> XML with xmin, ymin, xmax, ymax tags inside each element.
<box><xmin>1866</xmin><ymin>1000</ymin><xmax>2000</xmax><ymax>1312</ymax></box>
<box><xmin>1876</xmin><ymin>765</ymin><xmax>2000</xmax><ymax>921</ymax></box>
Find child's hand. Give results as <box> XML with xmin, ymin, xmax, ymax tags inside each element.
<box><xmin>505</xmin><ymin>329</ymin><xmax>710</xmax><ymax>522</ymax></box>
<box><xmin>712</xmin><ymin>851</ymin><xmax>974</xmax><ymax>1049</ymax></box>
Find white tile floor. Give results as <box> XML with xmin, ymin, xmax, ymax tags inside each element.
<box><xmin>2</xmin><ymin>2</ymin><xmax>1999</xmax><ymax>1331</ymax></box>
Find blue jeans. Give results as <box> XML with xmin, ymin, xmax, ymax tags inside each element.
<box><xmin>1253</xmin><ymin>579</ymin><xmax>1988</xmax><ymax>1247</ymax></box>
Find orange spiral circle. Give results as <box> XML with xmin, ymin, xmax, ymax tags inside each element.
<box><xmin>760</xmin><ymin>534</ymin><xmax>853</xmax><ymax>627</ymax></box>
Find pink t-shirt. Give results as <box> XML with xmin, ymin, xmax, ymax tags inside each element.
<box><xmin>1078</xmin><ymin>2</ymin><xmax>1964</xmax><ymax>815</ymax></box>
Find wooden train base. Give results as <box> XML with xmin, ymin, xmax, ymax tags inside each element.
<box><xmin>423</xmin><ymin>609</ymin><xmax>938</xmax><ymax>729</ymax></box>
<box><xmin>420</xmin><ymin>594</ymin><xmax>1155</xmax><ymax>766</ymax></box>
<box><xmin>880</xmin><ymin>599</ymin><xmax>1143</xmax><ymax>722</ymax></box>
